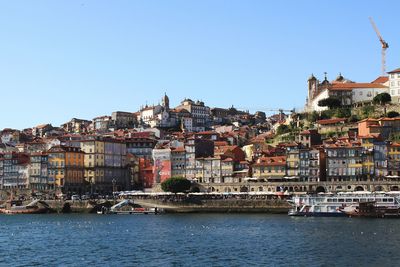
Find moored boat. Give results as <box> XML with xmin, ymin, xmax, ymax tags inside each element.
<box><xmin>339</xmin><ymin>201</ymin><xmax>400</xmax><ymax>218</ymax></box>
<box><xmin>0</xmin><ymin>200</ymin><xmax>51</xmax><ymax>215</ymax></box>
<box><xmin>288</xmin><ymin>192</ymin><xmax>400</xmax><ymax>217</ymax></box>
<box><xmin>99</xmin><ymin>199</ymin><xmax>162</xmax><ymax>215</ymax></box>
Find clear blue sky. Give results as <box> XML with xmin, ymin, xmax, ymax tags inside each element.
<box><xmin>1</xmin><ymin>0</ymin><xmax>399</xmax><ymax>129</ymax></box>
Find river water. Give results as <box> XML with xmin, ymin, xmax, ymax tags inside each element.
<box><xmin>0</xmin><ymin>214</ymin><xmax>399</xmax><ymax>266</ymax></box>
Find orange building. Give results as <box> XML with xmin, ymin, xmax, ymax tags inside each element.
<box><xmin>48</xmin><ymin>146</ymin><xmax>85</xmax><ymax>194</ymax></box>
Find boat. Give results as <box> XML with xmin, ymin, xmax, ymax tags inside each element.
<box><xmin>339</xmin><ymin>201</ymin><xmax>400</xmax><ymax>218</ymax></box>
<box><xmin>0</xmin><ymin>200</ymin><xmax>51</xmax><ymax>214</ymax></box>
<box><xmin>288</xmin><ymin>192</ymin><xmax>400</xmax><ymax>217</ymax></box>
<box><xmin>99</xmin><ymin>199</ymin><xmax>161</xmax><ymax>215</ymax></box>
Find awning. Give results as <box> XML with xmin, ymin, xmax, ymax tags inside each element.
<box><xmin>386</xmin><ymin>175</ymin><xmax>400</xmax><ymax>179</ymax></box>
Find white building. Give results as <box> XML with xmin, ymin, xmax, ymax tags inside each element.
<box><xmin>305</xmin><ymin>73</ymin><xmax>389</xmax><ymax>112</ymax></box>
<box><xmin>388</xmin><ymin>68</ymin><xmax>400</xmax><ymax>103</ymax></box>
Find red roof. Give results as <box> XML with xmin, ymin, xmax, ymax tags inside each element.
<box><xmin>388</xmin><ymin>68</ymin><xmax>400</xmax><ymax>74</ymax></box>
<box><xmin>330</xmin><ymin>83</ymin><xmax>387</xmax><ymax>90</ymax></box>
<box><xmin>253</xmin><ymin>156</ymin><xmax>286</xmax><ymax>167</ymax></box>
<box><xmin>171</xmin><ymin>146</ymin><xmax>185</xmax><ymax>152</ymax></box>
<box><xmin>316</xmin><ymin>118</ymin><xmax>346</xmax><ymax>125</ymax></box>
<box><xmin>371</xmin><ymin>76</ymin><xmax>389</xmax><ymax>84</ymax></box>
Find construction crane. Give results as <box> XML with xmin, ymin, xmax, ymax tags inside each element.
<box><xmin>369</xmin><ymin>17</ymin><xmax>389</xmax><ymax>76</ymax></box>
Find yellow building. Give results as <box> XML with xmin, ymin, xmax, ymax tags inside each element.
<box><xmin>388</xmin><ymin>142</ymin><xmax>400</xmax><ymax>176</ymax></box>
<box><xmin>79</xmin><ymin>140</ymin><xmax>105</xmax><ymax>187</ymax></box>
<box><xmin>252</xmin><ymin>156</ymin><xmax>286</xmax><ymax>181</ymax></box>
<box><xmin>48</xmin><ymin>146</ymin><xmax>85</xmax><ymax>193</ymax></box>
<box><xmin>359</xmin><ymin>136</ymin><xmax>377</xmax><ymax>180</ymax></box>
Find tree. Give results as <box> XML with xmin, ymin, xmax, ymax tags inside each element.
<box><xmin>387</xmin><ymin>111</ymin><xmax>400</xmax><ymax>118</ymax></box>
<box><xmin>318</xmin><ymin>97</ymin><xmax>341</xmax><ymax>109</ymax></box>
<box><xmin>161</xmin><ymin>177</ymin><xmax>191</xmax><ymax>193</ymax></box>
<box><xmin>348</xmin><ymin>114</ymin><xmax>360</xmax><ymax>123</ymax></box>
<box><xmin>307</xmin><ymin>111</ymin><xmax>319</xmax><ymax>123</ymax></box>
<box><xmin>335</xmin><ymin>108</ymin><xmax>351</xmax><ymax>118</ymax></box>
<box><xmin>276</xmin><ymin>124</ymin><xmax>290</xmax><ymax>135</ymax></box>
<box><xmin>373</xmin><ymin>92</ymin><xmax>391</xmax><ymax>105</ymax></box>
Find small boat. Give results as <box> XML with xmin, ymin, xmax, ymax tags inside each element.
<box><xmin>339</xmin><ymin>201</ymin><xmax>400</xmax><ymax>218</ymax></box>
<box><xmin>99</xmin><ymin>199</ymin><xmax>162</xmax><ymax>215</ymax></box>
<box><xmin>0</xmin><ymin>200</ymin><xmax>50</xmax><ymax>215</ymax></box>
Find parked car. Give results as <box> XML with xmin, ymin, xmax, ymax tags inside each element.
<box><xmin>71</xmin><ymin>195</ymin><xmax>80</xmax><ymax>201</ymax></box>
<box><xmin>81</xmin><ymin>195</ymin><xmax>89</xmax><ymax>200</ymax></box>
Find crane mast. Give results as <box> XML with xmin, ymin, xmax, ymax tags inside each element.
<box><xmin>369</xmin><ymin>17</ymin><xmax>389</xmax><ymax>76</ymax></box>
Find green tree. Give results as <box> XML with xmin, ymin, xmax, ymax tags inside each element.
<box><xmin>373</xmin><ymin>92</ymin><xmax>391</xmax><ymax>105</ymax></box>
<box><xmin>161</xmin><ymin>177</ymin><xmax>191</xmax><ymax>193</ymax></box>
<box><xmin>307</xmin><ymin>111</ymin><xmax>319</xmax><ymax>123</ymax></box>
<box><xmin>387</xmin><ymin>111</ymin><xmax>400</xmax><ymax>118</ymax></box>
<box><xmin>318</xmin><ymin>97</ymin><xmax>341</xmax><ymax>109</ymax></box>
<box><xmin>335</xmin><ymin>108</ymin><xmax>351</xmax><ymax>118</ymax></box>
<box><xmin>348</xmin><ymin>114</ymin><xmax>360</xmax><ymax>123</ymax></box>
<box><xmin>361</xmin><ymin>105</ymin><xmax>375</xmax><ymax>119</ymax></box>
<box><xmin>276</xmin><ymin>124</ymin><xmax>290</xmax><ymax>135</ymax></box>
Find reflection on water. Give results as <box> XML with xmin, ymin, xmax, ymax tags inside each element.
<box><xmin>0</xmin><ymin>214</ymin><xmax>398</xmax><ymax>266</ymax></box>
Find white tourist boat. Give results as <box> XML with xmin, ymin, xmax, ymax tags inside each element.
<box><xmin>288</xmin><ymin>192</ymin><xmax>400</xmax><ymax>217</ymax></box>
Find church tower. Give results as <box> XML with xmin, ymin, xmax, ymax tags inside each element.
<box><xmin>161</xmin><ymin>92</ymin><xmax>170</xmax><ymax>111</ymax></box>
<box><xmin>307</xmin><ymin>74</ymin><xmax>318</xmax><ymax>104</ymax></box>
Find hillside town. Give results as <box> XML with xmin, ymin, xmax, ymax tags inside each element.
<box><xmin>2</xmin><ymin>69</ymin><xmax>400</xmax><ymax>198</ymax></box>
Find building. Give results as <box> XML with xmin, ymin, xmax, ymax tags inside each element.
<box><xmin>374</xmin><ymin>141</ymin><xmax>388</xmax><ymax>179</ymax></box>
<box><xmin>152</xmin><ymin>147</ymin><xmax>171</xmax><ymax>184</ymax></box>
<box><xmin>0</xmin><ymin>152</ymin><xmax>30</xmax><ymax>190</ymax></box>
<box><xmin>252</xmin><ymin>156</ymin><xmax>286</xmax><ymax>182</ymax></box>
<box><xmin>125</xmin><ymin>137</ymin><xmax>157</xmax><ymax>159</ymax></box>
<box><xmin>286</xmin><ymin>148</ymin><xmax>299</xmax><ymax>178</ymax></box>
<box><xmin>388</xmin><ymin>142</ymin><xmax>400</xmax><ymax>177</ymax></box>
<box><xmin>48</xmin><ymin>146</ymin><xmax>85</xmax><ymax>194</ymax></box>
<box><xmin>92</xmin><ymin>116</ymin><xmax>112</xmax><ymax>132</ymax></box>
<box><xmin>325</xmin><ymin>144</ymin><xmax>364</xmax><ymax>182</ymax></box>
<box><xmin>61</xmin><ymin>118</ymin><xmax>91</xmax><ymax>134</ymax></box>
<box><xmin>111</xmin><ymin>111</ymin><xmax>137</xmax><ymax>129</ymax></box>
<box><xmin>387</xmin><ymin>68</ymin><xmax>400</xmax><ymax>103</ymax></box>
<box><xmin>28</xmin><ymin>152</ymin><xmax>50</xmax><ymax>191</ymax></box>
<box><xmin>184</xmin><ymin>138</ymin><xmax>214</xmax><ymax>180</ymax></box>
<box><xmin>68</xmin><ymin>138</ymin><xmax>128</xmax><ymax>193</ymax></box>
<box><xmin>32</xmin><ymin>124</ymin><xmax>54</xmax><ymax>138</ymax></box>
<box><xmin>171</xmin><ymin>146</ymin><xmax>186</xmax><ymax>178</ymax></box>
<box><xmin>297</xmin><ymin>129</ymin><xmax>322</xmax><ymax>148</ymax></box>
<box><xmin>176</xmin><ymin>99</ymin><xmax>211</xmax><ymax>132</ymax></box>
<box><xmin>305</xmin><ymin>73</ymin><xmax>388</xmax><ymax>112</ymax></box>
<box><xmin>358</xmin><ymin>118</ymin><xmax>400</xmax><ymax>140</ymax></box>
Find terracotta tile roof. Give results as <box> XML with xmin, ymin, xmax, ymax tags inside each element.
<box><xmin>214</xmin><ymin>145</ymin><xmax>239</xmax><ymax>154</ymax></box>
<box><xmin>171</xmin><ymin>146</ymin><xmax>185</xmax><ymax>152</ymax></box>
<box><xmin>214</xmin><ymin>141</ymin><xmax>229</xmax><ymax>147</ymax></box>
<box><xmin>388</xmin><ymin>68</ymin><xmax>400</xmax><ymax>74</ymax></box>
<box><xmin>253</xmin><ymin>156</ymin><xmax>286</xmax><ymax>167</ymax></box>
<box><xmin>358</xmin><ymin>134</ymin><xmax>380</xmax><ymax>139</ymax></box>
<box><xmin>316</xmin><ymin>118</ymin><xmax>346</xmax><ymax>125</ymax></box>
<box><xmin>371</xmin><ymin>76</ymin><xmax>389</xmax><ymax>84</ymax></box>
<box><xmin>330</xmin><ymin>83</ymin><xmax>387</xmax><ymax>90</ymax></box>
<box><xmin>379</xmin><ymin>117</ymin><xmax>400</xmax><ymax>121</ymax></box>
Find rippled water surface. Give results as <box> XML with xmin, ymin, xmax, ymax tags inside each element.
<box><xmin>0</xmin><ymin>214</ymin><xmax>399</xmax><ymax>266</ymax></box>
